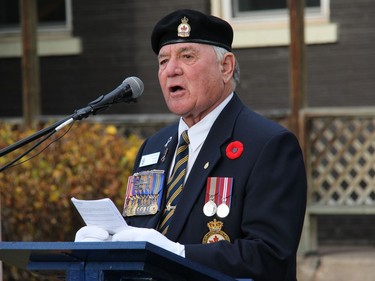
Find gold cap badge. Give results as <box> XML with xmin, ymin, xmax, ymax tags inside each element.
<box><xmin>177</xmin><ymin>16</ymin><xmax>191</xmax><ymax>38</ymax></box>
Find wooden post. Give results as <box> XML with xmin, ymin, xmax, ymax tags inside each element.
<box><xmin>288</xmin><ymin>0</ymin><xmax>307</xmax><ymax>138</ymax></box>
<box><xmin>0</xmin><ymin>2</ymin><xmax>40</xmax><ymax>279</ymax></box>
<box><xmin>20</xmin><ymin>0</ymin><xmax>41</xmax><ymax>128</ymax></box>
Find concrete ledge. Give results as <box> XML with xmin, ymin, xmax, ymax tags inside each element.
<box><xmin>298</xmin><ymin>246</ymin><xmax>375</xmax><ymax>281</ymax></box>
<box><xmin>0</xmin><ymin>35</ymin><xmax>82</xmax><ymax>58</ymax></box>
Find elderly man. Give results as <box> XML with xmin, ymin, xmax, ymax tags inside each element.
<box><xmin>76</xmin><ymin>9</ymin><xmax>307</xmax><ymax>281</ymax></box>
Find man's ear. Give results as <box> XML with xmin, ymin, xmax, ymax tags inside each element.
<box><xmin>221</xmin><ymin>52</ymin><xmax>235</xmax><ymax>83</ymax></box>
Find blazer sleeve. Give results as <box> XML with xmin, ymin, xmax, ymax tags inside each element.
<box><xmin>184</xmin><ymin>131</ymin><xmax>307</xmax><ymax>281</ymax></box>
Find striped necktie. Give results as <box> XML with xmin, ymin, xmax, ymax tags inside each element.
<box><xmin>159</xmin><ymin>130</ymin><xmax>190</xmax><ymax>235</ymax></box>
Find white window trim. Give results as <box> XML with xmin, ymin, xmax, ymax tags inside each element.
<box><xmin>0</xmin><ymin>34</ymin><xmax>82</xmax><ymax>58</ymax></box>
<box><xmin>0</xmin><ymin>0</ymin><xmax>81</xmax><ymax>58</ymax></box>
<box><xmin>211</xmin><ymin>0</ymin><xmax>339</xmax><ymax>48</ymax></box>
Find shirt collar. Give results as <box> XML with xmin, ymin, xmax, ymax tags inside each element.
<box><xmin>178</xmin><ymin>92</ymin><xmax>234</xmax><ymax>152</ymax></box>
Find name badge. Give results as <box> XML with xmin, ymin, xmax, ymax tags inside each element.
<box><xmin>139</xmin><ymin>152</ymin><xmax>160</xmax><ymax>167</ymax></box>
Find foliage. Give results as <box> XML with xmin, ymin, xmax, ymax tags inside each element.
<box><xmin>0</xmin><ymin>121</ymin><xmax>144</xmax><ymax>280</ymax></box>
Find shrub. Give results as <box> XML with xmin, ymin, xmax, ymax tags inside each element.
<box><xmin>0</xmin><ymin>120</ymin><xmax>144</xmax><ymax>280</ymax></box>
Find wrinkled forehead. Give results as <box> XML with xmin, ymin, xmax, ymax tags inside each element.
<box><xmin>158</xmin><ymin>42</ymin><xmax>214</xmax><ymax>58</ymax></box>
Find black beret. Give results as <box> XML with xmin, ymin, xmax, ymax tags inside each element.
<box><xmin>151</xmin><ymin>9</ymin><xmax>233</xmax><ymax>54</ymax></box>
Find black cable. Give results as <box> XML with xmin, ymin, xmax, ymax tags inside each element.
<box><xmin>0</xmin><ymin>121</ymin><xmax>74</xmax><ymax>172</ymax></box>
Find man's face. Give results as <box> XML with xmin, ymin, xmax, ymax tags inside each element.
<box><xmin>158</xmin><ymin>43</ymin><xmax>233</xmax><ymax>127</ymax></box>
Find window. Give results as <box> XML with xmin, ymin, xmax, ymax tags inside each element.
<box><xmin>232</xmin><ymin>0</ymin><xmax>322</xmax><ymax>21</ymax></box>
<box><xmin>211</xmin><ymin>0</ymin><xmax>338</xmax><ymax>48</ymax></box>
<box><xmin>0</xmin><ymin>0</ymin><xmax>81</xmax><ymax>58</ymax></box>
<box><xmin>0</xmin><ymin>0</ymin><xmax>71</xmax><ymax>32</ymax></box>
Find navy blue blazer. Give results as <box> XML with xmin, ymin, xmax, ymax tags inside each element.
<box><xmin>126</xmin><ymin>93</ymin><xmax>307</xmax><ymax>281</ymax></box>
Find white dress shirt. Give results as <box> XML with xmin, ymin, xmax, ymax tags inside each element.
<box><xmin>169</xmin><ymin>93</ymin><xmax>234</xmax><ymax>181</ymax></box>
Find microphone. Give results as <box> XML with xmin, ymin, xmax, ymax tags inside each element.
<box><xmin>73</xmin><ymin>76</ymin><xmax>144</xmax><ymax>120</ymax></box>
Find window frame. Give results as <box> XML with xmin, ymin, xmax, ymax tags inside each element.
<box><xmin>0</xmin><ymin>0</ymin><xmax>81</xmax><ymax>58</ymax></box>
<box><xmin>230</xmin><ymin>0</ymin><xmax>330</xmax><ymax>23</ymax></box>
<box><xmin>211</xmin><ymin>0</ymin><xmax>338</xmax><ymax>48</ymax></box>
<box><xmin>0</xmin><ymin>0</ymin><xmax>73</xmax><ymax>34</ymax></box>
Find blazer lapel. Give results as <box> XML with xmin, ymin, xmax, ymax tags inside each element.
<box><xmin>166</xmin><ymin>94</ymin><xmax>244</xmax><ymax>241</ymax></box>
<box><xmin>130</xmin><ymin>128</ymin><xmax>179</xmax><ymax>229</ymax></box>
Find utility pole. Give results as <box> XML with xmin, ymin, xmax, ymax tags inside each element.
<box><xmin>288</xmin><ymin>0</ymin><xmax>306</xmax><ymax>138</ymax></box>
<box><xmin>20</xmin><ymin>0</ymin><xmax>41</xmax><ymax>128</ymax></box>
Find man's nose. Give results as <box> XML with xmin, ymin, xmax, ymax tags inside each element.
<box><xmin>165</xmin><ymin>58</ymin><xmax>183</xmax><ymax>76</ymax></box>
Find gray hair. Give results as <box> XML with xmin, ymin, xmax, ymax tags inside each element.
<box><xmin>213</xmin><ymin>46</ymin><xmax>240</xmax><ymax>89</ymax></box>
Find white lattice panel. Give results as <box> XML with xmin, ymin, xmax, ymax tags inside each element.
<box><xmin>310</xmin><ymin>117</ymin><xmax>375</xmax><ymax>206</ymax></box>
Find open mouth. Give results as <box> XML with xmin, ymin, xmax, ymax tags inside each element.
<box><xmin>169</xmin><ymin>85</ymin><xmax>184</xmax><ymax>93</ymax></box>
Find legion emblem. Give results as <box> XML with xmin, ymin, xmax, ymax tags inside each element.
<box><xmin>177</xmin><ymin>16</ymin><xmax>191</xmax><ymax>38</ymax></box>
<box><xmin>202</xmin><ymin>219</ymin><xmax>230</xmax><ymax>244</ymax></box>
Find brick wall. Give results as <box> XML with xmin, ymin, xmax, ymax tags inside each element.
<box><xmin>1</xmin><ymin>0</ymin><xmax>374</xmax><ymax>117</ymax></box>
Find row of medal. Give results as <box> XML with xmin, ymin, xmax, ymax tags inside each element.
<box><xmin>203</xmin><ymin>177</ymin><xmax>233</xmax><ymax>218</ymax></box>
<box><xmin>123</xmin><ymin>170</ymin><xmax>165</xmax><ymax>217</ymax></box>
<box><xmin>123</xmin><ymin>171</ymin><xmax>233</xmax><ymax>244</ymax></box>
<box><xmin>123</xmin><ymin>171</ymin><xmax>233</xmax><ymax>220</ymax></box>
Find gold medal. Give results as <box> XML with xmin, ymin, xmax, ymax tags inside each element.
<box><xmin>148</xmin><ymin>203</ymin><xmax>158</xmax><ymax>215</ymax></box>
<box><xmin>202</xmin><ymin>219</ymin><xmax>230</xmax><ymax>244</ymax></box>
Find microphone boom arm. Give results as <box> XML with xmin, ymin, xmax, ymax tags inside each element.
<box><xmin>0</xmin><ymin>115</ymin><xmax>74</xmax><ymax>158</ymax></box>
<box><xmin>0</xmin><ymin>76</ymin><xmax>143</xmax><ymax>167</ymax></box>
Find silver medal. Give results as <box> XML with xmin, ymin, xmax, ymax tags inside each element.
<box><xmin>217</xmin><ymin>203</ymin><xmax>230</xmax><ymax>218</ymax></box>
<box><xmin>203</xmin><ymin>200</ymin><xmax>217</xmax><ymax>217</ymax></box>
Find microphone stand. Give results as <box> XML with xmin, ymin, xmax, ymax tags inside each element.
<box><xmin>0</xmin><ymin>102</ymin><xmax>112</xmax><ymax>172</ymax></box>
<box><xmin>0</xmin><ymin>115</ymin><xmax>74</xmax><ymax>158</ymax></box>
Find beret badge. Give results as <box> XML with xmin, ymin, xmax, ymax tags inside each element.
<box><xmin>177</xmin><ymin>16</ymin><xmax>191</xmax><ymax>38</ymax></box>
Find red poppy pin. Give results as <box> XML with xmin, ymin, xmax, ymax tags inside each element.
<box><xmin>225</xmin><ymin>141</ymin><xmax>244</xmax><ymax>160</ymax></box>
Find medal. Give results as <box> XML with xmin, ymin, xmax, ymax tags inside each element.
<box><xmin>203</xmin><ymin>177</ymin><xmax>233</xmax><ymax>217</ymax></box>
<box><xmin>147</xmin><ymin>201</ymin><xmax>158</xmax><ymax>215</ymax></box>
<box><xmin>217</xmin><ymin>203</ymin><xmax>230</xmax><ymax>218</ymax></box>
<box><xmin>203</xmin><ymin>177</ymin><xmax>218</xmax><ymax>217</ymax></box>
<box><xmin>202</xmin><ymin>219</ymin><xmax>230</xmax><ymax>244</ymax></box>
<box><xmin>203</xmin><ymin>200</ymin><xmax>217</xmax><ymax>217</ymax></box>
<box><xmin>123</xmin><ymin>170</ymin><xmax>165</xmax><ymax>217</ymax></box>
<box><xmin>216</xmin><ymin>177</ymin><xmax>233</xmax><ymax>218</ymax></box>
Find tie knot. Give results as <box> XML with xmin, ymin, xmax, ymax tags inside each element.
<box><xmin>180</xmin><ymin>130</ymin><xmax>190</xmax><ymax>146</ymax></box>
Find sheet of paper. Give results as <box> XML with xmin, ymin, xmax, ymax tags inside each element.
<box><xmin>71</xmin><ymin>197</ymin><xmax>128</xmax><ymax>234</ymax></box>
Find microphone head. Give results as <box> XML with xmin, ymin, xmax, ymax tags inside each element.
<box><xmin>124</xmin><ymin>76</ymin><xmax>144</xmax><ymax>98</ymax></box>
